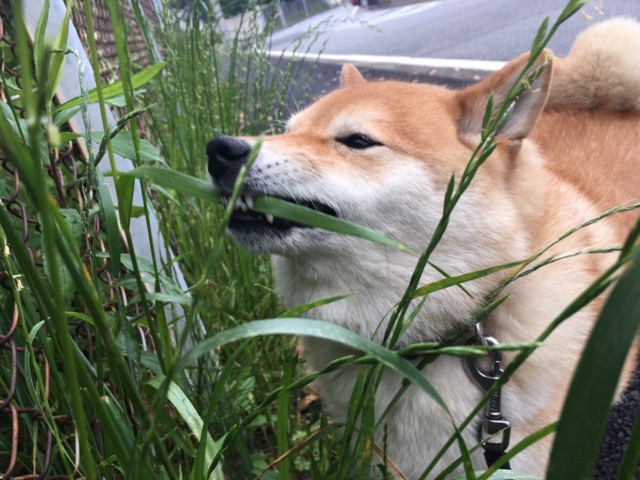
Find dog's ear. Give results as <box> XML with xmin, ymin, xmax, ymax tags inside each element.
<box><xmin>457</xmin><ymin>52</ymin><xmax>553</xmax><ymax>141</ymax></box>
<box><xmin>340</xmin><ymin>64</ymin><xmax>366</xmax><ymax>87</ymax></box>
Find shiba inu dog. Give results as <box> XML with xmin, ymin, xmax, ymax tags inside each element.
<box><xmin>207</xmin><ymin>18</ymin><xmax>640</xmax><ymax>478</ymax></box>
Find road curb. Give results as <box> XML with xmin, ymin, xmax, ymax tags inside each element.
<box><xmin>266</xmin><ymin>49</ymin><xmax>504</xmax><ymax>82</ymax></box>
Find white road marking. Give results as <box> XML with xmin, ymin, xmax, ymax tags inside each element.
<box><xmin>265</xmin><ymin>50</ymin><xmax>506</xmax><ymax>72</ymax></box>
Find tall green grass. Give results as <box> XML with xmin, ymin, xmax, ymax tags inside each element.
<box><xmin>0</xmin><ymin>0</ymin><xmax>639</xmax><ymax>478</ymax></box>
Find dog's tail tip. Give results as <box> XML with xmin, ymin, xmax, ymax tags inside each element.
<box><xmin>547</xmin><ymin>17</ymin><xmax>640</xmax><ymax>111</ymax></box>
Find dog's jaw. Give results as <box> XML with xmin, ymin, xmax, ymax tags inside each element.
<box><xmin>219</xmin><ymin>189</ymin><xmax>339</xmax><ymax>255</ymax></box>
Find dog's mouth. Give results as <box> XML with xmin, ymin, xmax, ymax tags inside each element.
<box><xmin>221</xmin><ymin>193</ymin><xmax>338</xmax><ymax>231</ymax></box>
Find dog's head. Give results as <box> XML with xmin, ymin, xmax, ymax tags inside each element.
<box><xmin>207</xmin><ymin>54</ymin><xmax>552</xmax><ymax>260</ymax></box>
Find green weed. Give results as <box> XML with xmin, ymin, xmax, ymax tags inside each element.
<box><xmin>0</xmin><ymin>0</ymin><xmax>638</xmax><ymax>479</ymax></box>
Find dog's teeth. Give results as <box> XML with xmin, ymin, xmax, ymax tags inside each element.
<box><xmin>235</xmin><ymin>198</ymin><xmax>243</xmax><ymax>209</ymax></box>
<box><xmin>246</xmin><ymin>195</ymin><xmax>254</xmax><ymax>209</ymax></box>
<box><xmin>266</xmin><ymin>214</ymin><xmax>274</xmax><ymax>224</ymax></box>
<box><xmin>241</xmin><ymin>203</ymin><xmax>248</xmax><ymax>212</ymax></box>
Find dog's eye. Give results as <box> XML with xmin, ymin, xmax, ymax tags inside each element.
<box><xmin>336</xmin><ymin>133</ymin><xmax>382</xmax><ymax>150</ymax></box>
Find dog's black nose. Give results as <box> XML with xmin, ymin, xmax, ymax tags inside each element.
<box><xmin>207</xmin><ymin>136</ymin><xmax>252</xmax><ymax>187</ymax></box>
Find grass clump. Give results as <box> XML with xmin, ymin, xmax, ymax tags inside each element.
<box><xmin>0</xmin><ymin>0</ymin><xmax>639</xmax><ymax>479</ymax></box>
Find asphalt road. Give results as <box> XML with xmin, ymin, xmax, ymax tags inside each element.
<box><xmin>271</xmin><ymin>0</ymin><xmax>640</xmax><ymax>61</ymax></box>
<box><xmin>269</xmin><ymin>0</ymin><xmax>640</xmax><ymax>112</ymax></box>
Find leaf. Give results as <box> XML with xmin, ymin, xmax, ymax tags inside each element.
<box><xmin>276</xmin><ymin>354</ymin><xmax>296</xmax><ymax>480</ymax></box>
<box><xmin>277</xmin><ymin>294</ymin><xmax>351</xmax><ymax>318</ymax></box>
<box><xmin>195</xmin><ymin>342</ymin><xmax>249</xmax><ymax>477</ymax></box>
<box><xmin>99</xmin><ymin>395</ymin><xmax>136</xmax><ymax>463</ymax></box>
<box><xmin>42</xmin><ymin>211</ymin><xmax>76</xmax><ymax>308</ymax></box>
<box><xmin>0</xmin><ymin>75</ymin><xmax>22</xmax><ymax>93</ymax></box>
<box><xmin>91</xmin><ymin>130</ymin><xmax>165</xmax><ymax>164</ymax></box>
<box><xmin>123</xmin><ymin>166</ymin><xmax>218</xmax><ymax>201</ymax></box>
<box><xmin>546</xmin><ymin>247</ymin><xmax>640</xmax><ymax>479</ymax></box>
<box><xmin>476</xmin><ymin>422</ymin><xmax>556</xmax><ymax>480</ymax></box>
<box><xmin>95</xmin><ymin>170</ymin><xmax>121</xmax><ymax>278</ymax></box>
<box><xmin>55</xmin><ymin>132</ymin><xmax>82</xmax><ymax>147</ymax></box>
<box><xmin>256</xmin><ymin>425</ymin><xmax>342</xmax><ymax>480</ymax></box>
<box><xmin>115</xmin><ymin>253</ymin><xmax>182</xmax><ymax>297</ymax></box>
<box><xmin>118</xmin><ymin>253</ymin><xmax>154</xmax><ymax>275</ymax></box>
<box><xmin>355</xmin><ymin>373</ymin><xmax>377</xmax><ymax>479</ymax></box>
<box><xmin>33</xmin><ymin>0</ymin><xmax>50</xmax><ymax>85</ymax></box>
<box><xmin>53</xmin><ymin>105</ymin><xmax>80</xmax><ymax>127</ymax></box>
<box><xmin>66</xmin><ymin>312</ymin><xmax>96</xmax><ymax>327</ymax></box>
<box><xmin>339</xmin><ymin>367</ymin><xmax>368</xmax><ymax>475</ymax></box>
<box><xmin>481</xmin><ymin>94</ymin><xmax>494</xmax><ymax>137</ymax></box>
<box><xmin>0</xmin><ymin>101</ymin><xmax>28</xmax><ymax>139</ymax></box>
<box><xmin>117</xmin><ymin>174</ymin><xmax>136</xmax><ymax>230</ymax></box>
<box><xmin>104</xmin><ymin>89</ymin><xmax>147</xmax><ymax>107</ymax></box>
<box><xmin>130</xmin><ymin>292</ymin><xmax>192</xmax><ymax>307</ymax></box>
<box><xmin>180</xmin><ymin>319</ymin><xmax>452</xmax><ymax>418</ymax></box>
<box><xmin>148</xmin><ymin>376</ymin><xmax>224</xmax><ymax>480</ymax></box>
<box><xmin>60</xmin><ymin>208</ymin><xmax>84</xmax><ymax>244</ymax></box>
<box><xmin>27</xmin><ymin>320</ymin><xmax>46</xmax><ymax>344</ymax></box>
<box><xmin>93</xmin><ymin>105</ymin><xmax>153</xmax><ymax>166</ymax></box>
<box><xmin>129</xmin><ymin>205</ymin><xmax>147</xmax><ymax>219</ymax></box>
<box><xmin>253</xmin><ymin>196</ymin><xmax>416</xmax><ymax>255</ymax></box>
<box><xmin>46</xmin><ymin>1</ymin><xmax>72</xmax><ymax>102</ymax></box>
<box><xmin>411</xmin><ymin>260</ymin><xmax>525</xmax><ymax>299</ymax></box>
<box><xmin>54</xmin><ymin>62</ymin><xmax>166</xmax><ymax>112</ymax></box>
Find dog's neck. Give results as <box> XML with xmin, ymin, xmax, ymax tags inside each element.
<box><xmin>272</xmin><ymin>246</ymin><xmax>494</xmax><ymax>353</ymax></box>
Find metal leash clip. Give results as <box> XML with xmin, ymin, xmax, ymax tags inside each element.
<box><xmin>464</xmin><ymin>327</ymin><xmax>511</xmax><ymax>455</ymax></box>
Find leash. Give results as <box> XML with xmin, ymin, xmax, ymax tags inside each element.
<box><xmin>464</xmin><ymin>325</ymin><xmax>512</xmax><ymax>470</ymax></box>
<box><xmin>398</xmin><ymin>324</ymin><xmax>512</xmax><ymax>470</ymax></box>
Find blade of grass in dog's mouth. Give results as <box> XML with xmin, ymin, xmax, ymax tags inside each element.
<box><xmin>252</xmin><ymin>196</ymin><xmax>417</xmax><ymax>255</ymax></box>
<box><xmin>123</xmin><ymin>166</ymin><xmax>415</xmax><ymax>255</ymax></box>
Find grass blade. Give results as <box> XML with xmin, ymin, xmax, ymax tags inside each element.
<box><xmin>96</xmin><ymin>170</ymin><xmax>122</xmax><ymax>278</ymax></box>
<box><xmin>277</xmin><ymin>294</ymin><xmax>352</xmax><ymax>318</ymax></box>
<box><xmin>127</xmin><ymin>166</ymin><xmax>415</xmax><ymax>254</ymax></box>
<box><xmin>53</xmin><ymin>62</ymin><xmax>166</xmax><ymax>112</ymax></box>
<box><xmin>92</xmin><ymin>130</ymin><xmax>165</xmax><ymax>164</ymax></box>
<box><xmin>179</xmin><ymin>318</ymin><xmax>452</xmax><ymax>417</ymax></box>
<box><xmin>355</xmin><ymin>378</ymin><xmax>377</xmax><ymax>479</ymax></box>
<box><xmin>148</xmin><ymin>376</ymin><xmax>224</xmax><ymax>480</ymax></box>
<box><xmin>477</xmin><ymin>423</ymin><xmax>556</xmax><ymax>479</ymax></box>
<box><xmin>253</xmin><ymin>196</ymin><xmax>416</xmax><ymax>255</ymax></box>
<box><xmin>276</xmin><ymin>353</ymin><xmax>296</xmax><ymax>480</ymax></box>
<box><xmin>33</xmin><ymin>0</ymin><xmax>50</xmax><ymax>85</ymax></box>
<box><xmin>411</xmin><ymin>260</ymin><xmax>525</xmax><ymax>299</ymax></box>
<box><xmin>46</xmin><ymin>0</ymin><xmax>72</xmax><ymax>103</ymax></box>
<box><xmin>546</xmin><ymin>247</ymin><xmax>640</xmax><ymax>479</ymax></box>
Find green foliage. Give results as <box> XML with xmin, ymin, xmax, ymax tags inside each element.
<box><xmin>0</xmin><ymin>0</ymin><xmax>639</xmax><ymax>479</ymax></box>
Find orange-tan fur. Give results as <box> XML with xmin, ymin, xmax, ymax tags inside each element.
<box><xmin>208</xmin><ymin>17</ymin><xmax>640</xmax><ymax>478</ymax></box>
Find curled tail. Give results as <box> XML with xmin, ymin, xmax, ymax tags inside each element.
<box><xmin>547</xmin><ymin>17</ymin><xmax>640</xmax><ymax>111</ymax></box>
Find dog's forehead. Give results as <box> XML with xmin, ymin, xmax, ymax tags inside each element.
<box><xmin>287</xmin><ymin>82</ymin><xmax>457</xmax><ymax>136</ymax></box>
<box><xmin>286</xmin><ymin>90</ymin><xmax>386</xmax><ymax>133</ymax></box>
